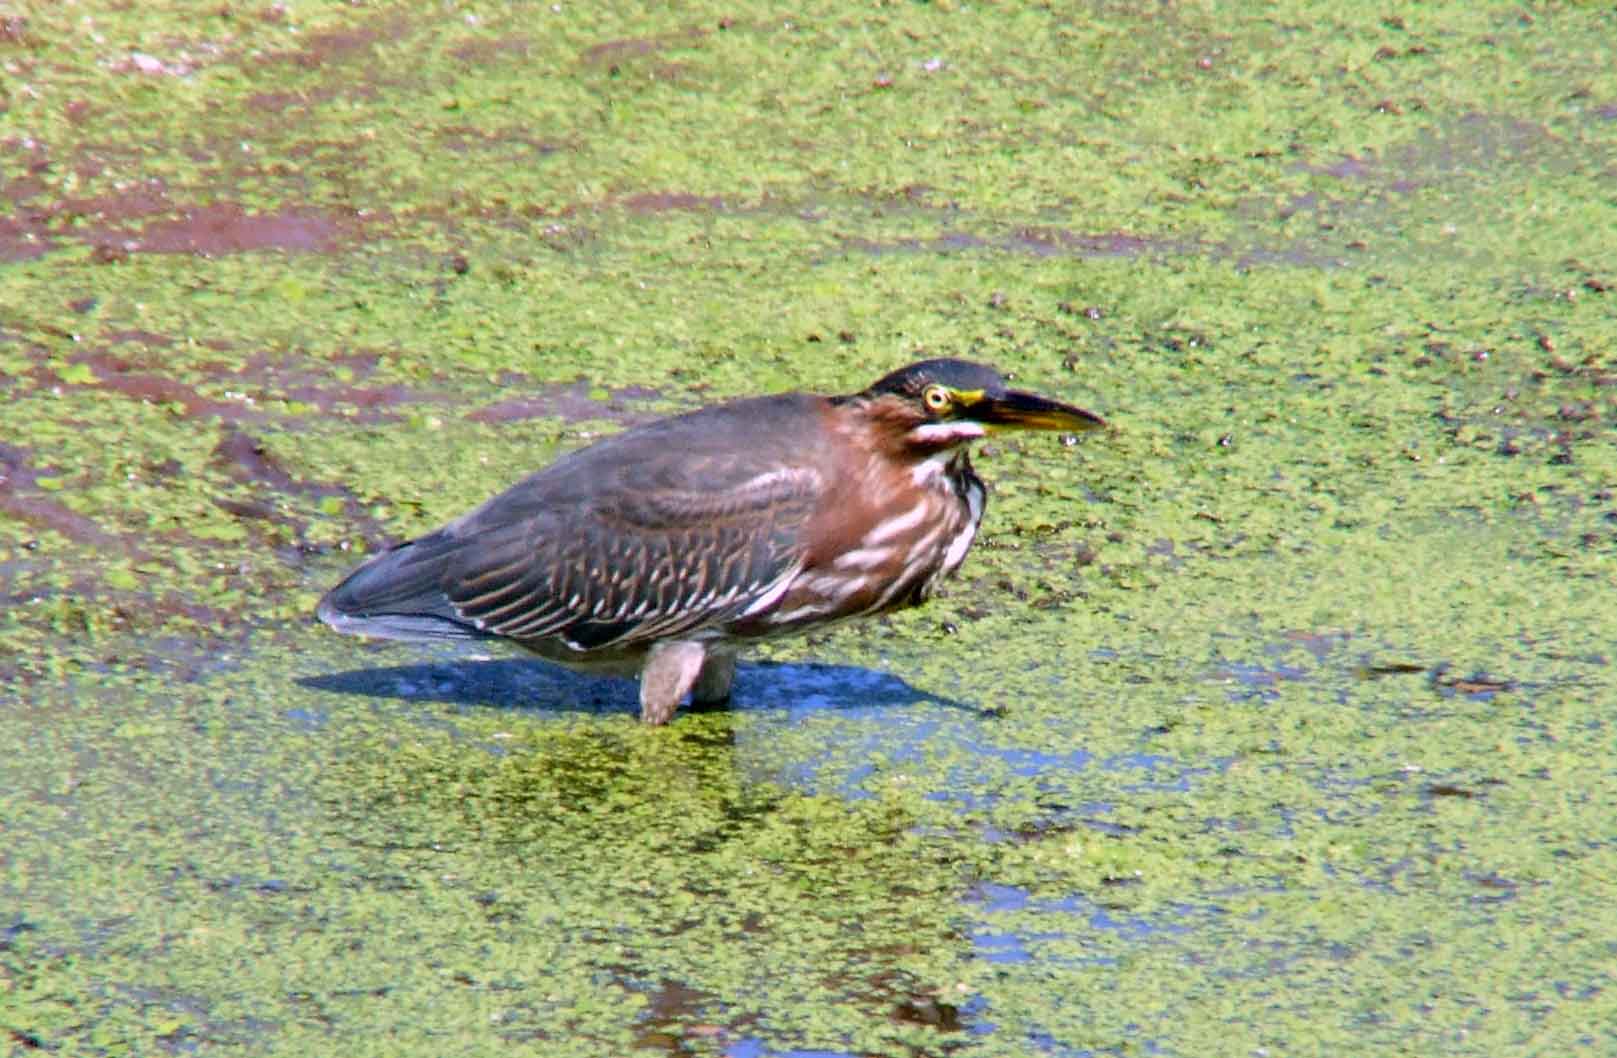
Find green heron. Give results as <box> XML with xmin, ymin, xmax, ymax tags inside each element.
<box><xmin>318</xmin><ymin>359</ymin><xmax>1105</xmax><ymax>724</ymax></box>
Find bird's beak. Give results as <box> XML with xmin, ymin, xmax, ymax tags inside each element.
<box><xmin>973</xmin><ymin>389</ymin><xmax>1107</xmax><ymax>433</ymax></box>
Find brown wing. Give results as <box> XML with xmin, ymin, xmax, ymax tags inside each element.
<box><xmin>317</xmin><ymin>393</ymin><xmax>833</xmax><ymax>649</ymax></box>
<box><xmin>443</xmin><ymin>466</ymin><xmax>822</xmax><ymax>649</ymax></box>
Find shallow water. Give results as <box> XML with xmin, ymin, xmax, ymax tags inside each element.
<box><xmin>5</xmin><ymin>1</ymin><xmax>1617</xmax><ymax>1055</ymax></box>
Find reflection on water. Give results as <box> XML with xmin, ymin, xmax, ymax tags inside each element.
<box><xmin>725</xmin><ymin>1042</ymin><xmax>855</xmax><ymax>1058</ymax></box>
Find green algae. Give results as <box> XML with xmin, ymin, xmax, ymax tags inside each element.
<box><xmin>4</xmin><ymin>0</ymin><xmax>1617</xmax><ymax>1055</ymax></box>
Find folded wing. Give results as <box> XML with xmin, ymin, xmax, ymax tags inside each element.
<box><xmin>318</xmin><ymin>449</ymin><xmax>822</xmax><ymax>652</ymax></box>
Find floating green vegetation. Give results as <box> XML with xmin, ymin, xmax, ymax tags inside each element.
<box><xmin>3</xmin><ymin>0</ymin><xmax>1615</xmax><ymax>1055</ymax></box>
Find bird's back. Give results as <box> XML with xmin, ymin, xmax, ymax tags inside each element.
<box><xmin>317</xmin><ymin>392</ymin><xmax>833</xmax><ymax>650</ymax></box>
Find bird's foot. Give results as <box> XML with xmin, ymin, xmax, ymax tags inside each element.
<box><xmin>638</xmin><ymin>640</ymin><xmax>707</xmax><ymax>725</ymax></box>
<box><xmin>691</xmin><ymin>652</ymin><xmax>737</xmax><ymax>706</ymax></box>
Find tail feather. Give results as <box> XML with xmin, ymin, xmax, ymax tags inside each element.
<box><xmin>317</xmin><ymin>532</ymin><xmax>487</xmax><ymax>642</ymax></box>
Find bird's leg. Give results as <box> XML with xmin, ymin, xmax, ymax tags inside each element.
<box><xmin>638</xmin><ymin>640</ymin><xmax>708</xmax><ymax>725</ymax></box>
<box><xmin>691</xmin><ymin>651</ymin><xmax>737</xmax><ymax>706</ymax></box>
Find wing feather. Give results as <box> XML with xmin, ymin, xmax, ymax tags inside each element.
<box><xmin>440</xmin><ymin>463</ymin><xmax>822</xmax><ymax>649</ymax></box>
<box><xmin>319</xmin><ymin>393</ymin><xmax>831</xmax><ymax>650</ymax></box>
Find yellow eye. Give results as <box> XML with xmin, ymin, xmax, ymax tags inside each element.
<box><xmin>922</xmin><ymin>385</ymin><xmax>951</xmax><ymax>412</ymax></box>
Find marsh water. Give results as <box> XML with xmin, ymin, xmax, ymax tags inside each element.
<box><xmin>3</xmin><ymin>3</ymin><xmax>1615</xmax><ymax>1055</ymax></box>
